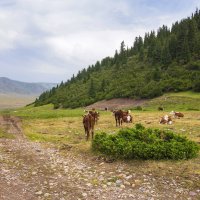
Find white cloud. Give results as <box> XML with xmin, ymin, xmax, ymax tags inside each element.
<box><xmin>0</xmin><ymin>0</ymin><xmax>199</xmax><ymax>82</ymax></box>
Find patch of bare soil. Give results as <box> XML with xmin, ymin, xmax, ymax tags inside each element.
<box><xmin>0</xmin><ymin>116</ymin><xmax>200</xmax><ymax>200</ymax></box>
<box><xmin>86</xmin><ymin>98</ymin><xmax>146</xmax><ymax>110</ymax></box>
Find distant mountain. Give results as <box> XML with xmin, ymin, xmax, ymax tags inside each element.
<box><xmin>0</xmin><ymin>77</ymin><xmax>57</xmax><ymax>95</ymax></box>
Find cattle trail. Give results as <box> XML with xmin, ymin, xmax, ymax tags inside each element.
<box><xmin>0</xmin><ymin>115</ymin><xmax>23</xmax><ymax>136</ymax></box>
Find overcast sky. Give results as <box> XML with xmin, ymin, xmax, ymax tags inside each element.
<box><xmin>0</xmin><ymin>0</ymin><xmax>200</xmax><ymax>83</ymax></box>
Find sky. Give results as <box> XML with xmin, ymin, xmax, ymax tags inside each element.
<box><xmin>0</xmin><ymin>0</ymin><xmax>200</xmax><ymax>83</ymax></box>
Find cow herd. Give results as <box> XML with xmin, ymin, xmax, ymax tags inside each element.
<box><xmin>83</xmin><ymin>108</ymin><xmax>184</xmax><ymax>140</ymax></box>
<box><xmin>159</xmin><ymin>111</ymin><xmax>184</xmax><ymax>124</ymax></box>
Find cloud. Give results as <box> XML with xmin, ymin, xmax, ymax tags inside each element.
<box><xmin>0</xmin><ymin>0</ymin><xmax>200</xmax><ymax>82</ymax></box>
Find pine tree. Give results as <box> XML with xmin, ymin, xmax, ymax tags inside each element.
<box><xmin>188</xmin><ymin>19</ymin><xmax>198</xmax><ymax>54</ymax></box>
<box><xmin>88</xmin><ymin>79</ymin><xmax>95</xmax><ymax>98</ymax></box>
<box><xmin>161</xmin><ymin>43</ymin><xmax>172</xmax><ymax>66</ymax></box>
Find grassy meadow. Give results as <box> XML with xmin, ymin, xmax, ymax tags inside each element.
<box><xmin>0</xmin><ymin>94</ymin><xmax>35</xmax><ymax>110</ymax></box>
<box><xmin>1</xmin><ymin>91</ymin><xmax>199</xmax><ymax>147</ymax></box>
<box><xmin>0</xmin><ymin>91</ymin><xmax>200</xmax><ymax>187</ymax></box>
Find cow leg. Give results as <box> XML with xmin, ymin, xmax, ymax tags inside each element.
<box><xmin>118</xmin><ymin>117</ymin><xmax>121</xmax><ymax>126</ymax></box>
<box><xmin>87</xmin><ymin>129</ymin><xmax>90</xmax><ymax>141</ymax></box>
<box><xmin>91</xmin><ymin>122</ymin><xmax>95</xmax><ymax>139</ymax></box>
<box><xmin>118</xmin><ymin>117</ymin><xmax>122</xmax><ymax>126</ymax></box>
<box><xmin>115</xmin><ymin>118</ymin><xmax>118</xmax><ymax>127</ymax></box>
<box><xmin>91</xmin><ymin>129</ymin><xmax>94</xmax><ymax>139</ymax></box>
<box><xmin>85</xmin><ymin>128</ymin><xmax>89</xmax><ymax>141</ymax></box>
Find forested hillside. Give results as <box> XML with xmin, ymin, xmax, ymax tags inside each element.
<box><xmin>35</xmin><ymin>9</ymin><xmax>200</xmax><ymax>109</ymax></box>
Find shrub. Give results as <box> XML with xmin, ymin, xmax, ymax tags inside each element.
<box><xmin>92</xmin><ymin>124</ymin><xmax>199</xmax><ymax>160</ymax></box>
<box><xmin>53</xmin><ymin>103</ymin><xmax>60</xmax><ymax>109</ymax></box>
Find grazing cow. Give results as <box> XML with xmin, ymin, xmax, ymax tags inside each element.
<box><xmin>170</xmin><ymin>111</ymin><xmax>184</xmax><ymax>118</ymax></box>
<box><xmin>83</xmin><ymin>113</ymin><xmax>95</xmax><ymax>141</ymax></box>
<box><xmin>113</xmin><ymin>110</ymin><xmax>131</xmax><ymax>126</ymax></box>
<box><xmin>159</xmin><ymin>115</ymin><xmax>173</xmax><ymax>125</ymax></box>
<box><xmin>122</xmin><ymin>114</ymin><xmax>133</xmax><ymax>123</ymax></box>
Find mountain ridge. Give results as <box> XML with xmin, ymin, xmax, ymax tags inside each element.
<box><xmin>0</xmin><ymin>77</ymin><xmax>57</xmax><ymax>95</ymax></box>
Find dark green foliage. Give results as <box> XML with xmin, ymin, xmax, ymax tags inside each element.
<box><xmin>92</xmin><ymin>124</ymin><xmax>200</xmax><ymax>160</ymax></box>
<box><xmin>193</xmin><ymin>80</ymin><xmax>200</xmax><ymax>92</ymax></box>
<box><xmin>35</xmin><ymin>10</ymin><xmax>200</xmax><ymax>108</ymax></box>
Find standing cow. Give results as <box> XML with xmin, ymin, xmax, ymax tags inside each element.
<box><xmin>113</xmin><ymin>110</ymin><xmax>132</xmax><ymax>126</ymax></box>
<box><xmin>83</xmin><ymin>113</ymin><xmax>95</xmax><ymax>141</ymax></box>
<box><xmin>89</xmin><ymin>110</ymin><xmax>99</xmax><ymax>125</ymax></box>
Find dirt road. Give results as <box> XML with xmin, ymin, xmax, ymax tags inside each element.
<box><xmin>0</xmin><ymin>116</ymin><xmax>199</xmax><ymax>200</ymax></box>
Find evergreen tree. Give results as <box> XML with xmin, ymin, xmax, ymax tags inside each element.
<box><xmin>161</xmin><ymin>43</ymin><xmax>172</xmax><ymax>66</ymax></box>
<box><xmin>88</xmin><ymin>79</ymin><xmax>95</xmax><ymax>98</ymax></box>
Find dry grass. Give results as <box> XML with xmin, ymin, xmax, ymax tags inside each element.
<box><xmin>0</xmin><ymin>94</ymin><xmax>35</xmax><ymax>110</ymax></box>
<box><xmin>22</xmin><ymin>110</ymin><xmax>200</xmax><ymax>159</ymax></box>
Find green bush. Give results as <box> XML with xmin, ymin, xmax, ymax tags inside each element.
<box><xmin>92</xmin><ymin>124</ymin><xmax>199</xmax><ymax>160</ymax></box>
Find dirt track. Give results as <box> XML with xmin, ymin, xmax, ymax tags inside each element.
<box><xmin>0</xmin><ymin>116</ymin><xmax>200</xmax><ymax>200</ymax></box>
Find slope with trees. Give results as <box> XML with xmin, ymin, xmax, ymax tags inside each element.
<box><xmin>35</xmin><ymin>9</ymin><xmax>200</xmax><ymax>108</ymax></box>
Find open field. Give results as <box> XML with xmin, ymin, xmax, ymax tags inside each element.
<box><xmin>0</xmin><ymin>94</ymin><xmax>35</xmax><ymax>110</ymax></box>
<box><xmin>0</xmin><ymin>92</ymin><xmax>200</xmax><ymax>199</ymax></box>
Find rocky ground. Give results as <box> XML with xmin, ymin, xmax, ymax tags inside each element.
<box><xmin>0</xmin><ymin>116</ymin><xmax>200</xmax><ymax>200</ymax></box>
<box><xmin>85</xmin><ymin>98</ymin><xmax>146</xmax><ymax>110</ymax></box>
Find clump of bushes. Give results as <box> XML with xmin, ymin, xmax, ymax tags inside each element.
<box><xmin>92</xmin><ymin>124</ymin><xmax>199</xmax><ymax>160</ymax></box>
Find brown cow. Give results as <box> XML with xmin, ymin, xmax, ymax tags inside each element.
<box><xmin>89</xmin><ymin>110</ymin><xmax>99</xmax><ymax>125</ymax></box>
<box><xmin>113</xmin><ymin>110</ymin><xmax>130</xmax><ymax>126</ymax></box>
<box><xmin>122</xmin><ymin>114</ymin><xmax>133</xmax><ymax>123</ymax></box>
<box><xmin>159</xmin><ymin>115</ymin><xmax>173</xmax><ymax>125</ymax></box>
<box><xmin>170</xmin><ymin>111</ymin><xmax>184</xmax><ymax>118</ymax></box>
<box><xmin>83</xmin><ymin>113</ymin><xmax>95</xmax><ymax>141</ymax></box>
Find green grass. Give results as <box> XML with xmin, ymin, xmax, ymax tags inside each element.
<box><xmin>7</xmin><ymin>104</ymin><xmax>85</xmax><ymax>119</ymax></box>
<box><xmin>0</xmin><ymin>128</ymin><xmax>15</xmax><ymax>139</ymax></box>
<box><xmin>143</xmin><ymin>91</ymin><xmax>200</xmax><ymax>111</ymax></box>
<box><xmin>167</xmin><ymin>91</ymin><xmax>200</xmax><ymax>98</ymax></box>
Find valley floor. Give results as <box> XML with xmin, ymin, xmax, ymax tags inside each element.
<box><xmin>0</xmin><ymin>116</ymin><xmax>200</xmax><ymax>200</ymax></box>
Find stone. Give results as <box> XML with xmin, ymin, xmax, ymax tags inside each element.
<box><xmin>189</xmin><ymin>191</ymin><xmax>197</xmax><ymax>196</ymax></box>
<box><xmin>116</xmin><ymin>180</ymin><xmax>122</xmax><ymax>187</ymax></box>
<box><xmin>99</xmin><ymin>162</ymin><xmax>104</xmax><ymax>166</ymax></box>
<box><xmin>82</xmin><ymin>193</ymin><xmax>87</xmax><ymax>197</ymax></box>
<box><xmin>125</xmin><ymin>175</ymin><xmax>133</xmax><ymax>180</ymax></box>
<box><xmin>120</xmin><ymin>184</ymin><xmax>125</xmax><ymax>189</ymax></box>
<box><xmin>124</xmin><ymin>181</ymin><xmax>131</xmax><ymax>186</ymax></box>
<box><xmin>44</xmin><ymin>193</ymin><xmax>50</xmax><ymax>197</ymax></box>
<box><xmin>132</xmin><ymin>183</ymin><xmax>136</xmax><ymax>188</ymax></box>
<box><xmin>35</xmin><ymin>191</ymin><xmax>43</xmax><ymax>195</ymax></box>
<box><xmin>135</xmin><ymin>179</ymin><xmax>141</xmax><ymax>184</ymax></box>
<box><xmin>107</xmin><ymin>182</ymin><xmax>112</xmax><ymax>186</ymax></box>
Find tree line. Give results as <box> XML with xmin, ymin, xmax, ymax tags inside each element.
<box><xmin>35</xmin><ymin>9</ymin><xmax>200</xmax><ymax>108</ymax></box>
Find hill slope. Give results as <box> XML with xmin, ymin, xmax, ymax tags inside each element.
<box><xmin>35</xmin><ymin>9</ymin><xmax>200</xmax><ymax>108</ymax></box>
<box><xmin>0</xmin><ymin>77</ymin><xmax>56</xmax><ymax>95</ymax></box>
